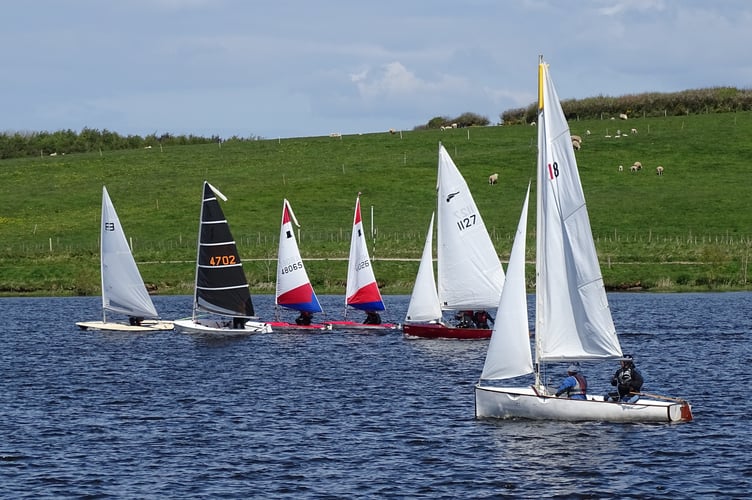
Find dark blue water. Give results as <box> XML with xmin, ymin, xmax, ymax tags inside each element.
<box><xmin>2</xmin><ymin>293</ymin><xmax>751</xmax><ymax>498</ymax></box>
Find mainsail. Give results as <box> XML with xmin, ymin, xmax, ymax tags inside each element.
<box><xmin>100</xmin><ymin>186</ymin><xmax>159</xmax><ymax>320</ymax></box>
<box><xmin>192</xmin><ymin>181</ymin><xmax>255</xmax><ymax>318</ymax></box>
<box><xmin>345</xmin><ymin>194</ymin><xmax>385</xmax><ymax>312</ymax></box>
<box><xmin>275</xmin><ymin>199</ymin><xmax>323</xmax><ymax>313</ymax></box>
<box><xmin>535</xmin><ymin>58</ymin><xmax>622</xmax><ymax>362</ymax></box>
<box><xmin>436</xmin><ymin>143</ymin><xmax>505</xmax><ymax>311</ymax></box>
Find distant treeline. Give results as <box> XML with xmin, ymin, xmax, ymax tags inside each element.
<box><xmin>0</xmin><ymin>128</ymin><xmax>261</xmax><ymax>160</ymax></box>
<box><xmin>501</xmin><ymin>86</ymin><xmax>752</xmax><ymax>125</ymax></box>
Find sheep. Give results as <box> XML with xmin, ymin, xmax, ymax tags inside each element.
<box><xmin>451</xmin><ymin>123</ymin><xmax>458</xmax><ymax>129</ymax></box>
<box><xmin>572</xmin><ymin>139</ymin><xmax>581</xmax><ymax>151</ymax></box>
<box><xmin>656</xmin><ymin>165</ymin><xmax>664</xmax><ymax>176</ymax></box>
<box><xmin>619</xmin><ymin>113</ymin><xmax>628</xmax><ymax>120</ymax></box>
<box><xmin>571</xmin><ymin>135</ymin><xmax>582</xmax><ymax>143</ymax></box>
<box><xmin>388</xmin><ymin>129</ymin><xmax>396</xmax><ymax>135</ymax></box>
<box><xmin>586</xmin><ymin>130</ymin><xmax>591</xmax><ymax>135</ymax></box>
<box><xmin>630</xmin><ymin>165</ymin><xmax>639</xmax><ymax>173</ymax></box>
<box><xmin>488</xmin><ymin>173</ymin><xmax>499</xmax><ymax>185</ymax></box>
<box><xmin>631</xmin><ymin>128</ymin><xmax>638</xmax><ymax>134</ymax></box>
<box><xmin>49</xmin><ymin>152</ymin><xmax>58</xmax><ymax>157</ymax></box>
<box><xmin>618</xmin><ymin>165</ymin><xmax>623</xmax><ymax>172</ymax></box>
<box><xmin>530</xmin><ymin>121</ymin><xmax>536</xmax><ymax>126</ymax></box>
<box><xmin>632</xmin><ymin>161</ymin><xmax>642</xmax><ymax>170</ymax></box>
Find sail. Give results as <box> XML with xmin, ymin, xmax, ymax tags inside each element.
<box><xmin>100</xmin><ymin>186</ymin><xmax>159</xmax><ymax>319</ymax></box>
<box><xmin>436</xmin><ymin>143</ymin><xmax>505</xmax><ymax>311</ymax></box>
<box><xmin>345</xmin><ymin>194</ymin><xmax>385</xmax><ymax>312</ymax></box>
<box><xmin>405</xmin><ymin>212</ymin><xmax>443</xmax><ymax>323</ymax></box>
<box><xmin>275</xmin><ymin>199</ymin><xmax>323</xmax><ymax>313</ymax></box>
<box><xmin>193</xmin><ymin>181</ymin><xmax>255</xmax><ymax>318</ymax></box>
<box><xmin>535</xmin><ymin>58</ymin><xmax>622</xmax><ymax>361</ymax></box>
<box><xmin>481</xmin><ymin>183</ymin><xmax>534</xmax><ymax>379</ymax></box>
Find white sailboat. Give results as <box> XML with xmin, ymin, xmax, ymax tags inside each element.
<box><xmin>268</xmin><ymin>199</ymin><xmax>330</xmax><ymax>332</ymax></box>
<box><xmin>474</xmin><ymin>57</ymin><xmax>693</xmax><ymax>423</ymax></box>
<box><xmin>404</xmin><ymin>212</ymin><xmax>442</xmax><ymax>324</ymax></box>
<box><xmin>173</xmin><ymin>182</ymin><xmax>271</xmax><ymax>335</ymax></box>
<box><xmin>327</xmin><ymin>193</ymin><xmax>399</xmax><ymax>331</ymax></box>
<box><xmin>402</xmin><ymin>143</ymin><xmax>505</xmax><ymax>339</ymax></box>
<box><xmin>76</xmin><ymin>187</ymin><xmax>173</xmax><ymax>332</ymax></box>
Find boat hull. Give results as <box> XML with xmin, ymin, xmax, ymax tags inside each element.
<box><xmin>327</xmin><ymin>320</ymin><xmax>400</xmax><ymax>331</ymax></box>
<box><xmin>474</xmin><ymin>385</ymin><xmax>693</xmax><ymax>423</ymax></box>
<box><xmin>267</xmin><ymin>321</ymin><xmax>332</xmax><ymax>333</ymax></box>
<box><xmin>403</xmin><ymin>323</ymin><xmax>491</xmax><ymax>340</ymax></box>
<box><xmin>76</xmin><ymin>320</ymin><xmax>174</xmax><ymax>332</ymax></box>
<box><xmin>173</xmin><ymin>318</ymin><xmax>271</xmax><ymax>335</ymax></box>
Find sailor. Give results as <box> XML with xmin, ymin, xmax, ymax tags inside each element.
<box><xmin>555</xmin><ymin>363</ymin><xmax>588</xmax><ymax>400</ymax></box>
<box><xmin>605</xmin><ymin>355</ymin><xmax>644</xmax><ymax>403</ymax></box>
<box><xmin>364</xmin><ymin>311</ymin><xmax>381</xmax><ymax>325</ymax></box>
<box><xmin>472</xmin><ymin>310</ymin><xmax>493</xmax><ymax>329</ymax></box>
<box><xmin>455</xmin><ymin>310</ymin><xmax>474</xmax><ymax>328</ymax></box>
<box><xmin>296</xmin><ymin>311</ymin><xmax>313</xmax><ymax>326</ymax></box>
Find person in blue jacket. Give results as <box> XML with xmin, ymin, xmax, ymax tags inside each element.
<box><xmin>555</xmin><ymin>363</ymin><xmax>588</xmax><ymax>400</ymax></box>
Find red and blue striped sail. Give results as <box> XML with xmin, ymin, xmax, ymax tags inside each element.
<box><xmin>345</xmin><ymin>194</ymin><xmax>385</xmax><ymax>312</ymax></box>
<box><xmin>275</xmin><ymin>199</ymin><xmax>322</xmax><ymax>313</ymax></box>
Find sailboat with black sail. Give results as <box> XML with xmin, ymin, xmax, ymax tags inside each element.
<box><xmin>76</xmin><ymin>186</ymin><xmax>172</xmax><ymax>332</ymax></box>
<box><xmin>474</xmin><ymin>57</ymin><xmax>692</xmax><ymax>423</ymax></box>
<box><xmin>173</xmin><ymin>181</ymin><xmax>271</xmax><ymax>335</ymax></box>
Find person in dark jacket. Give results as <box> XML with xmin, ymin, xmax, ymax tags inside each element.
<box><xmin>296</xmin><ymin>311</ymin><xmax>313</xmax><ymax>326</ymax></box>
<box><xmin>555</xmin><ymin>363</ymin><xmax>587</xmax><ymax>400</ymax></box>
<box><xmin>364</xmin><ymin>311</ymin><xmax>381</xmax><ymax>325</ymax></box>
<box><xmin>605</xmin><ymin>355</ymin><xmax>644</xmax><ymax>403</ymax></box>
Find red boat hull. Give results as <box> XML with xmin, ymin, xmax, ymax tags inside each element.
<box><xmin>402</xmin><ymin>323</ymin><xmax>492</xmax><ymax>340</ymax></box>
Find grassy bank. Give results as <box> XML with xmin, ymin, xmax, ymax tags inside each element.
<box><xmin>2</xmin><ymin>111</ymin><xmax>751</xmax><ymax>296</ymax></box>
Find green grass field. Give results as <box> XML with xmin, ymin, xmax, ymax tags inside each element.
<box><xmin>2</xmin><ymin>111</ymin><xmax>751</xmax><ymax>296</ymax></box>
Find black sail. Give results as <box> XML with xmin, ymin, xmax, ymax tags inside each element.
<box><xmin>194</xmin><ymin>181</ymin><xmax>254</xmax><ymax>317</ymax></box>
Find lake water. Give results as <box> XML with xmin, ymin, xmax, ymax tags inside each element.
<box><xmin>1</xmin><ymin>293</ymin><xmax>751</xmax><ymax>498</ymax></box>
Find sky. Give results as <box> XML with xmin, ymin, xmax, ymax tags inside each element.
<box><xmin>3</xmin><ymin>0</ymin><xmax>752</xmax><ymax>140</ymax></box>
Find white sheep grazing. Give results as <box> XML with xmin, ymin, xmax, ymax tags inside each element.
<box><xmin>571</xmin><ymin>135</ymin><xmax>582</xmax><ymax>143</ymax></box>
<box><xmin>586</xmin><ymin>130</ymin><xmax>591</xmax><ymax>135</ymax></box>
<box><xmin>630</xmin><ymin>165</ymin><xmax>639</xmax><ymax>172</ymax></box>
<box><xmin>656</xmin><ymin>165</ymin><xmax>664</xmax><ymax>176</ymax></box>
<box><xmin>618</xmin><ymin>165</ymin><xmax>623</xmax><ymax>172</ymax></box>
<box><xmin>619</xmin><ymin>113</ymin><xmax>628</xmax><ymax>120</ymax></box>
<box><xmin>488</xmin><ymin>173</ymin><xmax>499</xmax><ymax>185</ymax></box>
<box><xmin>632</xmin><ymin>161</ymin><xmax>642</xmax><ymax>170</ymax></box>
<box><xmin>530</xmin><ymin>121</ymin><xmax>536</xmax><ymax>126</ymax></box>
<box><xmin>572</xmin><ymin>139</ymin><xmax>581</xmax><ymax>151</ymax></box>
<box><xmin>631</xmin><ymin>128</ymin><xmax>638</xmax><ymax>134</ymax></box>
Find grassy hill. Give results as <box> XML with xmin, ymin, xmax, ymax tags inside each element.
<box><xmin>1</xmin><ymin>111</ymin><xmax>751</xmax><ymax>296</ymax></box>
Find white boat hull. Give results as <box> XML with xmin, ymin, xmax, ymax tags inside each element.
<box><xmin>474</xmin><ymin>385</ymin><xmax>693</xmax><ymax>423</ymax></box>
<box><xmin>76</xmin><ymin>320</ymin><xmax>174</xmax><ymax>332</ymax></box>
<box><xmin>173</xmin><ymin>318</ymin><xmax>272</xmax><ymax>335</ymax></box>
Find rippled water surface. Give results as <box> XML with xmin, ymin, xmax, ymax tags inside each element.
<box><xmin>2</xmin><ymin>293</ymin><xmax>751</xmax><ymax>498</ymax></box>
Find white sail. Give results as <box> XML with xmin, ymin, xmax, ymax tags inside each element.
<box><xmin>436</xmin><ymin>143</ymin><xmax>505</xmax><ymax>311</ymax></box>
<box><xmin>535</xmin><ymin>60</ymin><xmax>622</xmax><ymax>362</ymax></box>
<box><xmin>405</xmin><ymin>212</ymin><xmax>442</xmax><ymax>323</ymax></box>
<box><xmin>481</xmin><ymin>183</ymin><xmax>533</xmax><ymax>380</ymax></box>
<box><xmin>100</xmin><ymin>186</ymin><xmax>159</xmax><ymax>320</ymax></box>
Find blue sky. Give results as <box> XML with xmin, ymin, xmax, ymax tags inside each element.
<box><xmin>3</xmin><ymin>0</ymin><xmax>751</xmax><ymax>140</ymax></box>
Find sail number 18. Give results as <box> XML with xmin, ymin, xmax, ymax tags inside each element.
<box><xmin>548</xmin><ymin>161</ymin><xmax>559</xmax><ymax>180</ymax></box>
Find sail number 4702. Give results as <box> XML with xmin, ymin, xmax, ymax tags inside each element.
<box><xmin>457</xmin><ymin>214</ymin><xmax>477</xmax><ymax>231</ymax></box>
<box><xmin>209</xmin><ymin>255</ymin><xmax>237</xmax><ymax>266</ymax></box>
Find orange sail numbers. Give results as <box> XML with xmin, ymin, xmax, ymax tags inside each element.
<box><xmin>209</xmin><ymin>255</ymin><xmax>236</xmax><ymax>266</ymax></box>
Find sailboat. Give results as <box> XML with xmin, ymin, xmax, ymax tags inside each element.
<box><xmin>402</xmin><ymin>143</ymin><xmax>505</xmax><ymax>340</ymax></box>
<box><xmin>327</xmin><ymin>194</ymin><xmax>398</xmax><ymax>331</ymax></box>
<box><xmin>76</xmin><ymin>186</ymin><xmax>173</xmax><ymax>332</ymax></box>
<box><xmin>173</xmin><ymin>181</ymin><xmax>271</xmax><ymax>335</ymax></box>
<box><xmin>268</xmin><ymin>199</ymin><xmax>331</xmax><ymax>332</ymax></box>
<box><xmin>474</xmin><ymin>57</ymin><xmax>693</xmax><ymax>423</ymax></box>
